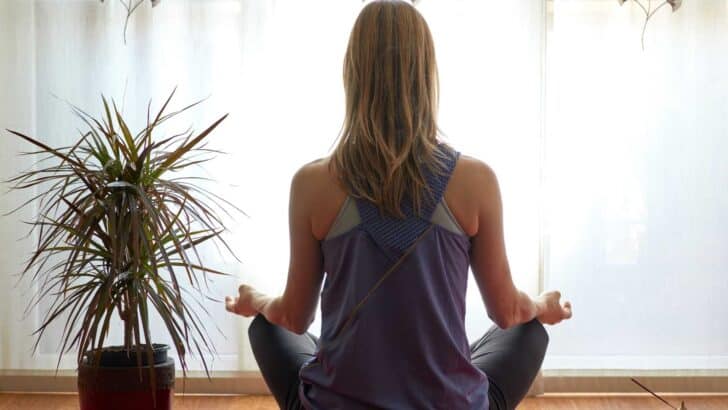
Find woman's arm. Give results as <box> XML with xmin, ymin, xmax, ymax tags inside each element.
<box><xmin>225</xmin><ymin>164</ymin><xmax>325</xmax><ymax>334</ymax></box>
<box><xmin>465</xmin><ymin>158</ymin><xmax>572</xmax><ymax>329</ymax></box>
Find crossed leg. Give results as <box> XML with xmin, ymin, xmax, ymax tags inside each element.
<box><xmin>249</xmin><ymin>314</ymin><xmax>548</xmax><ymax>410</ymax></box>
<box><xmin>470</xmin><ymin>319</ymin><xmax>549</xmax><ymax>410</ymax></box>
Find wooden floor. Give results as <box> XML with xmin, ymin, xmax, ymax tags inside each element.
<box><xmin>1</xmin><ymin>393</ymin><xmax>726</xmax><ymax>409</ymax></box>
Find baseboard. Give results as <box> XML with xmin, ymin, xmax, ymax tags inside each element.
<box><xmin>542</xmin><ymin>369</ymin><xmax>728</xmax><ymax>394</ymax></box>
<box><xmin>0</xmin><ymin>370</ymin><xmax>269</xmax><ymax>395</ymax></box>
<box><xmin>1</xmin><ymin>369</ymin><xmax>726</xmax><ymax>395</ymax></box>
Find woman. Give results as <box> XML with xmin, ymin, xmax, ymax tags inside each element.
<box><xmin>225</xmin><ymin>1</ymin><xmax>572</xmax><ymax>409</ymax></box>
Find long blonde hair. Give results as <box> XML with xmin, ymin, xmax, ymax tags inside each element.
<box><xmin>331</xmin><ymin>0</ymin><xmax>445</xmax><ymax>218</ymax></box>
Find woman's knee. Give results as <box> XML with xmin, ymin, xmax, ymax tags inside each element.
<box><xmin>521</xmin><ymin>319</ymin><xmax>549</xmax><ymax>356</ymax></box>
<box><xmin>248</xmin><ymin>313</ymin><xmax>272</xmax><ymax>345</ymax></box>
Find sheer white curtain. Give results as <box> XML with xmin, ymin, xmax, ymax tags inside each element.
<box><xmin>0</xmin><ymin>0</ymin><xmax>38</xmax><ymax>370</ymax></box>
<box><xmin>0</xmin><ymin>0</ymin><xmax>544</xmax><ymax>372</ymax></box>
<box><xmin>543</xmin><ymin>0</ymin><xmax>728</xmax><ymax>370</ymax></box>
<box><xmin>5</xmin><ymin>0</ymin><xmax>727</xmax><ymax>377</ymax></box>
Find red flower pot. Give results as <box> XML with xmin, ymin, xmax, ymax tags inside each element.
<box><xmin>78</xmin><ymin>344</ymin><xmax>175</xmax><ymax>410</ymax></box>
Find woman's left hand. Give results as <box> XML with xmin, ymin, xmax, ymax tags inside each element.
<box><xmin>225</xmin><ymin>284</ymin><xmax>260</xmax><ymax>317</ymax></box>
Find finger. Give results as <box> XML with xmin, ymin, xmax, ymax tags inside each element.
<box><xmin>562</xmin><ymin>301</ymin><xmax>573</xmax><ymax>319</ymax></box>
<box><xmin>225</xmin><ymin>296</ymin><xmax>236</xmax><ymax>313</ymax></box>
<box><xmin>238</xmin><ymin>284</ymin><xmax>251</xmax><ymax>295</ymax></box>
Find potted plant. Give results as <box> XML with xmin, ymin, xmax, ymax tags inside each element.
<box><xmin>5</xmin><ymin>90</ymin><xmax>238</xmax><ymax>410</ymax></box>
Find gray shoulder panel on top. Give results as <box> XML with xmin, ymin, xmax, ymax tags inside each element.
<box><xmin>431</xmin><ymin>201</ymin><xmax>467</xmax><ymax>236</ymax></box>
<box><xmin>325</xmin><ymin>196</ymin><xmax>361</xmax><ymax>240</ymax></box>
<box><xmin>325</xmin><ymin>196</ymin><xmax>466</xmax><ymax>240</ymax></box>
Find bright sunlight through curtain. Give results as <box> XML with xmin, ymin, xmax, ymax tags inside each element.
<box><xmin>543</xmin><ymin>0</ymin><xmax>728</xmax><ymax>370</ymax></box>
<box><xmin>0</xmin><ymin>0</ymin><xmax>544</xmax><ymax>372</ymax></box>
<box><xmin>2</xmin><ymin>0</ymin><xmax>727</xmax><ymax>374</ymax></box>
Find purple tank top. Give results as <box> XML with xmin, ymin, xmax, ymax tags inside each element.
<box><xmin>298</xmin><ymin>145</ymin><xmax>489</xmax><ymax>409</ymax></box>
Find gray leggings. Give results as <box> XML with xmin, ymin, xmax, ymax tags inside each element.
<box><xmin>249</xmin><ymin>314</ymin><xmax>548</xmax><ymax>410</ymax></box>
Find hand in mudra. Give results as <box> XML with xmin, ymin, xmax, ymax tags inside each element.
<box><xmin>225</xmin><ymin>284</ymin><xmax>259</xmax><ymax>317</ymax></box>
<box><xmin>536</xmin><ymin>290</ymin><xmax>572</xmax><ymax>325</ymax></box>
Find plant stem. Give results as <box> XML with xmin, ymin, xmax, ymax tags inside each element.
<box><xmin>641</xmin><ymin>2</ymin><xmax>651</xmax><ymax>50</ymax></box>
<box><xmin>648</xmin><ymin>1</ymin><xmax>669</xmax><ymax>19</ymax></box>
<box><xmin>633</xmin><ymin>0</ymin><xmax>649</xmax><ymax>15</ymax></box>
<box><xmin>120</xmin><ymin>0</ymin><xmax>145</xmax><ymax>45</ymax></box>
<box><xmin>639</xmin><ymin>0</ymin><xmax>670</xmax><ymax>50</ymax></box>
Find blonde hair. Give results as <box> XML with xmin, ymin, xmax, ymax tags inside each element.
<box><xmin>331</xmin><ymin>0</ymin><xmax>445</xmax><ymax>218</ymax></box>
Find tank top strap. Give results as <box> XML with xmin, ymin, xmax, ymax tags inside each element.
<box><xmin>423</xmin><ymin>143</ymin><xmax>460</xmax><ymax>217</ymax></box>
<box><xmin>354</xmin><ymin>144</ymin><xmax>460</xmax><ymax>258</ymax></box>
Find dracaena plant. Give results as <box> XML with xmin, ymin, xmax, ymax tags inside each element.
<box><xmin>618</xmin><ymin>0</ymin><xmax>683</xmax><ymax>50</ymax></box>
<box><xmin>5</xmin><ymin>89</ymin><xmax>238</xmax><ymax>376</ymax></box>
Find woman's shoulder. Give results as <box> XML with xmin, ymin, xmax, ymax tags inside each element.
<box><xmin>444</xmin><ymin>154</ymin><xmax>500</xmax><ymax>237</ymax></box>
<box><xmin>291</xmin><ymin>157</ymin><xmax>339</xmax><ymax>191</ymax></box>
<box><xmin>293</xmin><ymin>156</ymin><xmax>329</xmax><ymax>177</ymax></box>
<box><xmin>292</xmin><ymin>156</ymin><xmax>349</xmax><ymax>240</ymax></box>
<box><xmin>452</xmin><ymin>154</ymin><xmax>498</xmax><ymax>188</ymax></box>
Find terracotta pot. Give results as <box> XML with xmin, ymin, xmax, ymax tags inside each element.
<box><xmin>78</xmin><ymin>344</ymin><xmax>175</xmax><ymax>410</ymax></box>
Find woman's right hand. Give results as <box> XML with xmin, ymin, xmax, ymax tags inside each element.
<box><xmin>535</xmin><ymin>290</ymin><xmax>572</xmax><ymax>325</ymax></box>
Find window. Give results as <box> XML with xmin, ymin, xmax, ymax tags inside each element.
<box><xmin>1</xmin><ymin>0</ymin><xmax>725</xmax><ymax>375</ymax></box>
